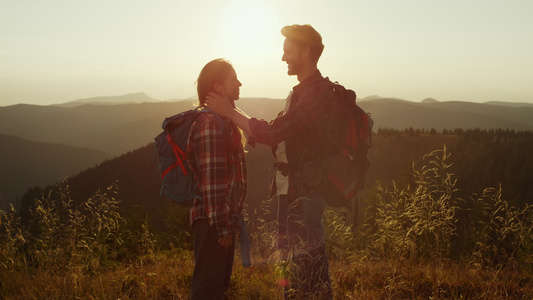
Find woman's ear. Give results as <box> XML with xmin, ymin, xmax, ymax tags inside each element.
<box><xmin>213</xmin><ymin>83</ymin><xmax>224</xmax><ymax>95</ymax></box>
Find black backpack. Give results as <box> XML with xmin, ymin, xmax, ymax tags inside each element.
<box><xmin>154</xmin><ymin>107</ymin><xmax>224</xmax><ymax>205</ymax></box>
<box><xmin>322</xmin><ymin>82</ymin><xmax>373</xmax><ymax>207</ymax></box>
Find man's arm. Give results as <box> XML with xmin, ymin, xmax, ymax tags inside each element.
<box><xmin>206</xmin><ymin>92</ymin><xmax>252</xmax><ymax>136</ymax></box>
<box><xmin>207</xmin><ymin>84</ymin><xmax>334</xmax><ymax>146</ymax></box>
<box><xmin>228</xmin><ymin>108</ymin><xmax>252</xmax><ymax>136</ymax></box>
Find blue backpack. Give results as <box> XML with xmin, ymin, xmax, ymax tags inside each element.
<box><xmin>154</xmin><ymin>107</ymin><xmax>224</xmax><ymax>205</ymax></box>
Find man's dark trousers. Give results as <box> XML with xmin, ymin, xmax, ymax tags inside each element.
<box><xmin>278</xmin><ymin>193</ymin><xmax>332</xmax><ymax>299</ymax></box>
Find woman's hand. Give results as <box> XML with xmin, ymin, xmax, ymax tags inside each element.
<box><xmin>205</xmin><ymin>92</ymin><xmax>234</xmax><ymax>118</ymax></box>
<box><xmin>218</xmin><ymin>235</ymin><xmax>233</xmax><ymax>248</ymax></box>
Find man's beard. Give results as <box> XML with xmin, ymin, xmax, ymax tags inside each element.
<box><xmin>287</xmin><ymin>61</ymin><xmax>302</xmax><ymax>76</ymax></box>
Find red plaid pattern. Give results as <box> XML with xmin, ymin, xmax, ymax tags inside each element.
<box><xmin>187</xmin><ymin>112</ymin><xmax>247</xmax><ymax>239</ymax></box>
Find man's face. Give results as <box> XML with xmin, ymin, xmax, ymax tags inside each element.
<box><xmin>282</xmin><ymin>38</ymin><xmax>306</xmax><ymax>76</ymax></box>
<box><xmin>220</xmin><ymin>68</ymin><xmax>242</xmax><ymax>101</ymax></box>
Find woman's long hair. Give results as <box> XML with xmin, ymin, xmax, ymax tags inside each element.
<box><xmin>196</xmin><ymin>58</ymin><xmax>247</xmax><ymax>149</ymax></box>
<box><xmin>196</xmin><ymin>58</ymin><xmax>234</xmax><ymax>107</ymax></box>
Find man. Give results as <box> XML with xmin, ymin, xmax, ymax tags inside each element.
<box><xmin>189</xmin><ymin>58</ymin><xmax>248</xmax><ymax>299</ymax></box>
<box><xmin>206</xmin><ymin>24</ymin><xmax>338</xmax><ymax>299</ymax></box>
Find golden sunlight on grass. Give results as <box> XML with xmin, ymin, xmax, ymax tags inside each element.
<box><xmin>2</xmin><ymin>250</ymin><xmax>530</xmax><ymax>299</ymax></box>
<box><xmin>2</xmin><ymin>147</ymin><xmax>533</xmax><ymax>299</ymax></box>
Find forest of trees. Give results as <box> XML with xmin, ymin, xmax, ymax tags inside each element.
<box><xmin>375</xmin><ymin>128</ymin><xmax>533</xmax><ymax>206</ymax></box>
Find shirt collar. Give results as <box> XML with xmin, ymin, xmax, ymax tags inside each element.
<box><xmin>293</xmin><ymin>70</ymin><xmax>323</xmax><ymax>93</ymax></box>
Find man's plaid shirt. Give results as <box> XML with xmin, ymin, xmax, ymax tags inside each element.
<box><xmin>249</xmin><ymin>70</ymin><xmax>342</xmax><ymax>201</ymax></box>
<box><xmin>187</xmin><ymin>112</ymin><xmax>247</xmax><ymax>239</ymax></box>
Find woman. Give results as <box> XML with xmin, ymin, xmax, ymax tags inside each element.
<box><xmin>187</xmin><ymin>58</ymin><xmax>248</xmax><ymax>299</ymax></box>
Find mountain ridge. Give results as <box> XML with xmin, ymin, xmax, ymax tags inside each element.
<box><xmin>2</xmin><ymin>95</ymin><xmax>532</xmax><ymax>157</ymax></box>
<box><xmin>53</xmin><ymin>92</ymin><xmax>162</xmax><ymax>107</ymax></box>
<box><xmin>2</xmin><ymin>93</ymin><xmax>532</xmax><ymax>209</ymax></box>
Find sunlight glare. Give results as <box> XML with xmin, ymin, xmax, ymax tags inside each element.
<box><xmin>217</xmin><ymin>2</ymin><xmax>278</xmax><ymax>62</ymax></box>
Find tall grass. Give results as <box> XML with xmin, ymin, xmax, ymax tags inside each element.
<box><xmin>358</xmin><ymin>147</ymin><xmax>533</xmax><ymax>271</ymax></box>
<box><xmin>0</xmin><ymin>181</ymin><xmax>156</xmax><ymax>273</ymax></box>
<box><xmin>1</xmin><ymin>147</ymin><xmax>532</xmax><ymax>299</ymax></box>
<box><xmin>361</xmin><ymin>147</ymin><xmax>459</xmax><ymax>262</ymax></box>
<box><xmin>468</xmin><ymin>185</ymin><xmax>533</xmax><ymax>271</ymax></box>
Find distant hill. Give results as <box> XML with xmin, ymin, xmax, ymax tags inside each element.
<box><xmin>485</xmin><ymin>101</ymin><xmax>533</xmax><ymax>108</ymax></box>
<box><xmin>2</xmin><ymin>95</ymin><xmax>532</xmax><ymax>158</ymax></box>
<box><xmin>2</xmin><ymin>93</ymin><xmax>533</xmax><ymax>210</ymax></box>
<box><xmin>0</xmin><ymin>133</ymin><xmax>109</xmax><ymax>210</ymax></box>
<box><xmin>0</xmin><ymin>98</ymin><xmax>284</xmax><ymax>156</ymax></box>
<box><xmin>54</xmin><ymin>92</ymin><xmax>161</xmax><ymax>107</ymax></box>
<box><xmin>421</xmin><ymin>98</ymin><xmax>439</xmax><ymax>104</ymax></box>
<box><xmin>0</xmin><ymin>100</ymin><xmax>197</xmax><ymax>156</ymax></box>
<box><xmin>0</xmin><ymin>97</ymin><xmax>283</xmax><ymax>209</ymax></box>
<box><xmin>360</xmin><ymin>98</ymin><xmax>533</xmax><ymax>131</ymax></box>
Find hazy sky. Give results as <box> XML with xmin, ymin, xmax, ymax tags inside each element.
<box><xmin>1</xmin><ymin>0</ymin><xmax>532</xmax><ymax>106</ymax></box>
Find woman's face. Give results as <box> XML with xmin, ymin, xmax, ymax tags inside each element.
<box><xmin>218</xmin><ymin>68</ymin><xmax>242</xmax><ymax>101</ymax></box>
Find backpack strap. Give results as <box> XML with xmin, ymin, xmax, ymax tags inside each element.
<box><xmin>161</xmin><ymin>132</ymin><xmax>188</xmax><ymax>179</ymax></box>
<box><xmin>192</xmin><ymin>106</ymin><xmax>226</xmax><ymax>133</ymax></box>
<box><xmin>160</xmin><ymin>107</ymin><xmax>226</xmax><ymax>180</ymax></box>
<box><xmin>202</xmin><ymin>107</ymin><xmax>226</xmax><ymax>132</ymax></box>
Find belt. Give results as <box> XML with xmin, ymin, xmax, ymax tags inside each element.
<box><xmin>275</xmin><ymin>161</ymin><xmax>290</xmax><ymax>176</ymax></box>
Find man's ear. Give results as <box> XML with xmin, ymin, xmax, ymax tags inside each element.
<box><xmin>302</xmin><ymin>46</ymin><xmax>311</xmax><ymax>59</ymax></box>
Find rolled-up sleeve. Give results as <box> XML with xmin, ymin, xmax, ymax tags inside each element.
<box><xmin>249</xmin><ymin>84</ymin><xmax>334</xmax><ymax>146</ymax></box>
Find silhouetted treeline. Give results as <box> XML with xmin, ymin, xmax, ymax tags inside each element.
<box><xmin>375</xmin><ymin>128</ymin><xmax>533</xmax><ymax>206</ymax></box>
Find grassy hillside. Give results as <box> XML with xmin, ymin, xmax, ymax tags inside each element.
<box><xmin>3</xmin><ymin>136</ymin><xmax>532</xmax><ymax>299</ymax></box>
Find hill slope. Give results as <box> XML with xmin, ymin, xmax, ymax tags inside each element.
<box><xmin>0</xmin><ymin>133</ymin><xmax>109</xmax><ymax>209</ymax></box>
<box><xmin>0</xmin><ymin>101</ymin><xmax>197</xmax><ymax>156</ymax></box>
<box><xmin>17</xmin><ymin>128</ymin><xmax>533</xmax><ymax>235</ymax></box>
<box><xmin>54</xmin><ymin>92</ymin><xmax>160</xmax><ymax>107</ymax></box>
<box><xmin>18</xmin><ymin>141</ymin><xmax>275</xmax><ymax>231</ymax></box>
<box><xmin>360</xmin><ymin>98</ymin><xmax>533</xmax><ymax>131</ymax></box>
<box><xmin>2</xmin><ymin>96</ymin><xmax>532</xmax><ymax>158</ymax></box>
<box><xmin>3</xmin><ymin>94</ymin><xmax>533</xmax><ymax>212</ymax></box>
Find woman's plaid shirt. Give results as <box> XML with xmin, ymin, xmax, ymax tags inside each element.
<box><xmin>186</xmin><ymin>112</ymin><xmax>247</xmax><ymax>239</ymax></box>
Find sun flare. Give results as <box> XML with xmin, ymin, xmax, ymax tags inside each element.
<box><xmin>217</xmin><ymin>2</ymin><xmax>278</xmax><ymax>61</ymax></box>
